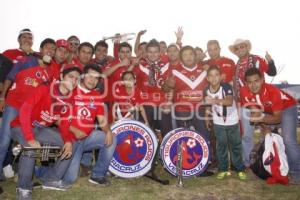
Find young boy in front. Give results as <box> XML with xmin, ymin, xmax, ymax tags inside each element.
<box><xmin>204</xmin><ymin>65</ymin><xmax>246</xmax><ymax>180</ymax></box>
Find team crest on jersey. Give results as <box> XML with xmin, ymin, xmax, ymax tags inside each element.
<box><xmin>89</xmin><ymin>97</ymin><xmax>95</xmax><ymax>108</ymax></box>
<box><xmin>24</xmin><ymin>77</ymin><xmax>38</xmax><ymax>87</ymax></box>
<box><xmin>78</xmin><ymin>107</ymin><xmax>91</xmax><ymax>118</ymax></box>
<box><xmin>109</xmin><ymin>120</ymin><xmax>158</xmax><ymax>178</ymax></box>
<box><xmin>160</xmin><ymin>128</ymin><xmax>210</xmax><ymax>177</ymax></box>
<box><xmin>36</xmin><ymin>71</ymin><xmax>41</xmax><ymax>78</ymax></box>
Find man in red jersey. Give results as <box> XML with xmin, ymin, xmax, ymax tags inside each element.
<box><xmin>62</xmin><ymin>64</ymin><xmax>116</xmax><ymax>186</ymax></box>
<box><xmin>3</xmin><ymin>29</ymin><xmax>34</xmax><ymax>64</ymax></box>
<box><xmin>71</xmin><ymin>42</ymin><xmax>94</xmax><ymax>70</ymax></box>
<box><xmin>131</xmin><ymin>39</ymin><xmax>172</xmax><ymax>139</ymax></box>
<box><xmin>92</xmin><ymin>40</ymin><xmax>114</xmax><ymax>71</ymax></box>
<box><xmin>66</xmin><ymin>35</ymin><xmax>80</xmax><ymax>64</ymax></box>
<box><xmin>240</xmin><ymin>67</ymin><xmax>300</xmax><ymax>184</ymax></box>
<box><xmin>229</xmin><ymin>39</ymin><xmax>277</xmax><ymax>100</ymax></box>
<box><xmin>10</xmin><ymin>65</ymin><xmax>81</xmax><ymax>199</ymax></box>
<box><xmin>48</xmin><ymin>39</ymin><xmax>70</xmax><ymax>80</ymax></box>
<box><xmin>206</xmin><ymin>40</ymin><xmax>235</xmax><ymax>84</ymax></box>
<box><xmin>166</xmin><ymin>46</ymin><xmax>209</xmax><ymax>137</ymax></box>
<box><xmin>0</xmin><ymin>38</ymin><xmax>57</xmax><ymax>181</ymax></box>
<box><xmin>229</xmin><ymin>39</ymin><xmax>277</xmax><ymax>167</ymax></box>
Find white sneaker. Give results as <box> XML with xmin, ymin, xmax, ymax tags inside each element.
<box><xmin>16</xmin><ymin>188</ymin><xmax>32</xmax><ymax>200</ymax></box>
<box><xmin>3</xmin><ymin>164</ymin><xmax>14</xmax><ymax>178</ymax></box>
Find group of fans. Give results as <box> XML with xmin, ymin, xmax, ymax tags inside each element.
<box><xmin>0</xmin><ymin>27</ymin><xmax>299</xmax><ymax>200</ymax></box>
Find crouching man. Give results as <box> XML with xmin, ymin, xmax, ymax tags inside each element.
<box><xmin>10</xmin><ymin>64</ymin><xmax>82</xmax><ymax>199</ymax></box>
<box><xmin>63</xmin><ymin>64</ymin><xmax>117</xmax><ymax>186</ymax></box>
<box><xmin>240</xmin><ymin>67</ymin><xmax>300</xmax><ymax>185</ymax></box>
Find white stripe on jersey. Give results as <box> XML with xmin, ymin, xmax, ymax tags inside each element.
<box><xmin>172</xmin><ymin>69</ymin><xmax>207</xmax><ymax>90</ymax></box>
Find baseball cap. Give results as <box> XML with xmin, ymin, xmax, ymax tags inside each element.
<box><xmin>56</xmin><ymin>39</ymin><xmax>70</xmax><ymax>50</ymax></box>
<box><xmin>18</xmin><ymin>28</ymin><xmax>33</xmax><ymax>39</ymax></box>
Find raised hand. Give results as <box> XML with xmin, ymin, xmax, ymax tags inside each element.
<box><xmin>137</xmin><ymin>30</ymin><xmax>147</xmax><ymax>37</ymax></box>
<box><xmin>265</xmin><ymin>51</ymin><xmax>273</xmax><ymax>62</ymax></box>
<box><xmin>175</xmin><ymin>26</ymin><xmax>184</xmax><ymax>41</ymax></box>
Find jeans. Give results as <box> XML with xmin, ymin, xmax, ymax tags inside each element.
<box><xmin>241</xmin><ymin>105</ymin><xmax>300</xmax><ymax>179</ymax></box>
<box><xmin>214</xmin><ymin>123</ymin><xmax>245</xmax><ymax>172</ymax></box>
<box><xmin>280</xmin><ymin>105</ymin><xmax>300</xmax><ymax>178</ymax></box>
<box><xmin>11</xmin><ymin>126</ymin><xmax>71</xmax><ymax>190</ymax></box>
<box><xmin>240</xmin><ymin>107</ymin><xmax>255</xmax><ymax>167</ymax></box>
<box><xmin>63</xmin><ymin>130</ymin><xmax>117</xmax><ymax>184</ymax></box>
<box><xmin>0</xmin><ymin>105</ymin><xmax>19</xmax><ymax>172</ymax></box>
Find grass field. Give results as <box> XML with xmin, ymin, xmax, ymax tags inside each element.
<box><xmin>1</xmin><ymin>131</ymin><xmax>300</xmax><ymax>200</ymax></box>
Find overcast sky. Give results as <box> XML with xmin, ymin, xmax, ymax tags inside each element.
<box><xmin>0</xmin><ymin>0</ymin><xmax>299</xmax><ymax>83</ymax></box>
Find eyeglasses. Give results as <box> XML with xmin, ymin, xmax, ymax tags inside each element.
<box><xmin>234</xmin><ymin>44</ymin><xmax>246</xmax><ymax>52</ymax></box>
<box><xmin>69</xmin><ymin>40</ymin><xmax>80</xmax><ymax>46</ymax></box>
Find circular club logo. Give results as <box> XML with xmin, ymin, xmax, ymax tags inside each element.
<box><xmin>109</xmin><ymin>120</ymin><xmax>158</xmax><ymax>178</ymax></box>
<box><xmin>160</xmin><ymin>128</ymin><xmax>210</xmax><ymax>177</ymax></box>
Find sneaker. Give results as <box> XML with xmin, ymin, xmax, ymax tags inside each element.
<box><xmin>42</xmin><ymin>180</ymin><xmax>70</xmax><ymax>191</ymax></box>
<box><xmin>89</xmin><ymin>177</ymin><xmax>111</xmax><ymax>187</ymax></box>
<box><xmin>3</xmin><ymin>164</ymin><xmax>14</xmax><ymax>178</ymax></box>
<box><xmin>238</xmin><ymin>172</ymin><xmax>247</xmax><ymax>180</ymax></box>
<box><xmin>16</xmin><ymin>188</ymin><xmax>32</xmax><ymax>200</ymax></box>
<box><xmin>216</xmin><ymin>171</ymin><xmax>232</xmax><ymax>180</ymax></box>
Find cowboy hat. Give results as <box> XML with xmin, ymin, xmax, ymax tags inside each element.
<box><xmin>229</xmin><ymin>39</ymin><xmax>251</xmax><ymax>54</ymax></box>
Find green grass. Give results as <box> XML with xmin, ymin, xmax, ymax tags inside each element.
<box><xmin>1</xmin><ymin>130</ymin><xmax>300</xmax><ymax>200</ymax></box>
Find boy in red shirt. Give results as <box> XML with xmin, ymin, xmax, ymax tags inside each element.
<box><xmin>112</xmin><ymin>71</ymin><xmax>149</xmax><ymax>124</ymax></box>
<box><xmin>240</xmin><ymin>67</ymin><xmax>300</xmax><ymax>184</ymax></box>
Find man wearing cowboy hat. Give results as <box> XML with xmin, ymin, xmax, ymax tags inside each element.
<box><xmin>229</xmin><ymin>38</ymin><xmax>277</xmax><ymax>168</ymax></box>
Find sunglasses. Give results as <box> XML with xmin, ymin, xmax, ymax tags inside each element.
<box><xmin>69</xmin><ymin>41</ymin><xmax>80</xmax><ymax>46</ymax></box>
<box><xmin>234</xmin><ymin>44</ymin><xmax>246</xmax><ymax>51</ymax></box>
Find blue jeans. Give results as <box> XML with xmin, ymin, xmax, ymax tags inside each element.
<box><xmin>63</xmin><ymin>130</ymin><xmax>117</xmax><ymax>184</ymax></box>
<box><xmin>281</xmin><ymin>105</ymin><xmax>300</xmax><ymax>178</ymax></box>
<box><xmin>240</xmin><ymin>108</ymin><xmax>255</xmax><ymax>167</ymax></box>
<box><xmin>81</xmin><ymin>151</ymin><xmax>93</xmax><ymax>167</ymax></box>
<box><xmin>0</xmin><ymin>105</ymin><xmax>19</xmax><ymax>172</ymax></box>
<box><xmin>11</xmin><ymin>126</ymin><xmax>71</xmax><ymax>190</ymax></box>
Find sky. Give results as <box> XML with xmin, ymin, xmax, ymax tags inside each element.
<box><xmin>0</xmin><ymin>0</ymin><xmax>299</xmax><ymax>83</ymax></box>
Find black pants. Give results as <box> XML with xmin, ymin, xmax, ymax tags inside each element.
<box><xmin>175</xmin><ymin>106</ymin><xmax>209</xmax><ymax>140</ymax></box>
<box><xmin>141</xmin><ymin>105</ymin><xmax>173</xmax><ymax>137</ymax></box>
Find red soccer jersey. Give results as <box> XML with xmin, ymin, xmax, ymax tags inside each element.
<box><xmin>206</xmin><ymin>57</ymin><xmax>236</xmax><ymax>83</ymax></box>
<box><xmin>70</xmin><ymin>57</ymin><xmax>85</xmax><ymax>70</ymax></box>
<box><xmin>3</xmin><ymin>49</ymin><xmax>28</xmax><ymax>64</ymax></box>
<box><xmin>47</xmin><ymin>60</ymin><xmax>64</xmax><ymax>81</ymax></box>
<box><xmin>104</xmin><ymin>59</ymin><xmax>133</xmax><ymax>103</ymax></box>
<box><xmin>172</xmin><ymin>64</ymin><xmax>208</xmax><ymax>112</ymax></box>
<box><xmin>240</xmin><ymin>83</ymin><xmax>296</xmax><ymax>113</ymax></box>
<box><xmin>69</xmin><ymin>84</ymin><xmax>105</xmax><ymax>139</ymax></box>
<box><xmin>160</xmin><ymin>54</ymin><xmax>169</xmax><ymax>64</ymax></box>
<box><xmin>134</xmin><ymin>60</ymin><xmax>170</xmax><ymax>105</ymax></box>
<box><xmin>6</xmin><ymin>66</ymin><xmax>52</xmax><ymax>109</ymax></box>
<box><xmin>11</xmin><ymin>82</ymin><xmax>73</xmax><ymax>143</ymax></box>
<box><xmin>236</xmin><ymin>55</ymin><xmax>269</xmax><ymax>88</ymax></box>
<box><xmin>112</xmin><ymin>84</ymin><xmax>142</xmax><ymax>118</ymax></box>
